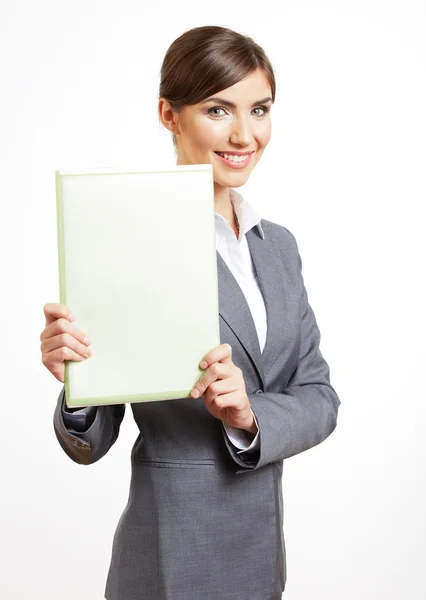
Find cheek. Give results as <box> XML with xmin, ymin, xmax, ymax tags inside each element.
<box><xmin>257</xmin><ymin>123</ymin><xmax>272</xmax><ymax>148</ymax></box>
<box><xmin>190</xmin><ymin>116</ymin><xmax>223</xmax><ymax>151</ymax></box>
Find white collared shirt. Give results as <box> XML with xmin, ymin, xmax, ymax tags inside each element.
<box><xmin>215</xmin><ymin>188</ymin><xmax>267</xmax><ymax>454</ymax></box>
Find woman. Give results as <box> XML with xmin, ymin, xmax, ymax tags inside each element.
<box><xmin>41</xmin><ymin>25</ymin><xmax>340</xmax><ymax>600</ymax></box>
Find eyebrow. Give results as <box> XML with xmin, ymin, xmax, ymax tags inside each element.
<box><xmin>201</xmin><ymin>96</ymin><xmax>273</xmax><ymax>108</ymax></box>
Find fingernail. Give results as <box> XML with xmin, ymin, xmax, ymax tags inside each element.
<box><xmin>84</xmin><ymin>335</ymin><xmax>92</xmax><ymax>345</ymax></box>
<box><xmin>191</xmin><ymin>389</ymin><xmax>200</xmax><ymax>398</ymax></box>
<box><xmin>86</xmin><ymin>347</ymin><xmax>92</xmax><ymax>356</ymax></box>
<box><xmin>68</xmin><ymin>313</ymin><xmax>75</xmax><ymax>321</ymax></box>
<box><xmin>200</xmin><ymin>361</ymin><xmax>208</xmax><ymax>369</ymax></box>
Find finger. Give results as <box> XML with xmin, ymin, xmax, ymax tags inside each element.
<box><xmin>41</xmin><ymin>331</ymin><xmax>92</xmax><ymax>359</ymax></box>
<box><xmin>201</xmin><ymin>343</ymin><xmax>232</xmax><ymax>367</ymax></box>
<box><xmin>203</xmin><ymin>389</ymin><xmax>246</xmax><ymax>424</ymax></box>
<box><xmin>204</xmin><ymin>376</ymin><xmax>241</xmax><ymax>399</ymax></box>
<box><xmin>42</xmin><ymin>347</ymin><xmax>87</xmax><ymax>380</ymax></box>
<box><xmin>200</xmin><ymin>344</ymin><xmax>232</xmax><ymax>369</ymax></box>
<box><xmin>208</xmin><ymin>389</ymin><xmax>245</xmax><ymax>411</ymax></box>
<box><xmin>40</xmin><ymin>316</ymin><xmax>91</xmax><ymax>347</ymax></box>
<box><xmin>190</xmin><ymin>362</ymin><xmax>231</xmax><ymax>398</ymax></box>
<box><xmin>43</xmin><ymin>346</ymin><xmax>87</xmax><ymax>365</ymax></box>
<box><xmin>199</xmin><ymin>343</ymin><xmax>232</xmax><ymax>370</ymax></box>
<box><xmin>43</xmin><ymin>303</ymin><xmax>75</xmax><ymax>327</ymax></box>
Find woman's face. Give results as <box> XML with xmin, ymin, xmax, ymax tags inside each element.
<box><xmin>165</xmin><ymin>69</ymin><xmax>273</xmax><ymax>188</ymax></box>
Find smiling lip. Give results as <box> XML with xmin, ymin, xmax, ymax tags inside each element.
<box><xmin>214</xmin><ymin>151</ymin><xmax>254</xmax><ymax>169</ymax></box>
<box><xmin>215</xmin><ymin>150</ymin><xmax>255</xmax><ymax>155</ymax></box>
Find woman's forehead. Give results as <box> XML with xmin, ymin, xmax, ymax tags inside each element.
<box><xmin>216</xmin><ymin>70</ymin><xmax>272</xmax><ymax>97</ymax></box>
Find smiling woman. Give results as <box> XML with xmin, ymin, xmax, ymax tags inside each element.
<box><xmin>46</xmin><ymin>24</ymin><xmax>340</xmax><ymax>600</ymax></box>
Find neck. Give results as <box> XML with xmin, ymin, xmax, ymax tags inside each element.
<box><xmin>214</xmin><ymin>182</ymin><xmax>239</xmax><ymax>239</ymax></box>
<box><xmin>214</xmin><ymin>182</ymin><xmax>232</xmax><ymax>217</ymax></box>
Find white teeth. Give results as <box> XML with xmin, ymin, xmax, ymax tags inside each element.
<box><xmin>217</xmin><ymin>152</ymin><xmax>250</xmax><ymax>163</ymax></box>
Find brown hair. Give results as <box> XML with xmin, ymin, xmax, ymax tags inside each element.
<box><xmin>158</xmin><ymin>25</ymin><xmax>276</xmax><ymax>150</ymax></box>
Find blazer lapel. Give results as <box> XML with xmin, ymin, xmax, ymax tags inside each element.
<box><xmin>216</xmin><ymin>223</ymin><xmax>289</xmax><ymax>389</ymax></box>
<box><xmin>245</xmin><ymin>226</ymin><xmax>290</xmax><ymax>377</ymax></box>
<box><xmin>217</xmin><ymin>250</ymin><xmax>265</xmax><ymax>387</ymax></box>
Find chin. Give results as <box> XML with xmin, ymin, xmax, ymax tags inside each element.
<box><xmin>215</xmin><ymin>175</ymin><xmax>250</xmax><ymax>190</ymax></box>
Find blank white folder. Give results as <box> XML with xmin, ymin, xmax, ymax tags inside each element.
<box><xmin>55</xmin><ymin>165</ymin><xmax>220</xmax><ymax>408</ymax></box>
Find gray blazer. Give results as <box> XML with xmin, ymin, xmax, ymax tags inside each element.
<box><xmin>53</xmin><ymin>220</ymin><xmax>340</xmax><ymax>600</ymax></box>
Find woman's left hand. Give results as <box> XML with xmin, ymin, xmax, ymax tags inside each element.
<box><xmin>190</xmin><ymin>343</ymin><xmax>258</xmax><ymax>435</ymax></box>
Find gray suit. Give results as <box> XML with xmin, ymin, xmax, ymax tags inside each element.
<box><xmin>53</xmin><ymin>220</ymin><xmax>340</xmax><ymax>600</ymax></box>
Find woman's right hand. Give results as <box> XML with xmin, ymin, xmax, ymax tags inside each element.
<box><xmin>41</xmin><ymin>303</ymin><xmax>92</xmax><ymax>383</ymax></box>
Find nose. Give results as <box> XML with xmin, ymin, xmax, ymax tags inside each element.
<box><xmin>230</xmin><ymin>116</ymin><xmax>253</xmax><ymax>147</ymax></box>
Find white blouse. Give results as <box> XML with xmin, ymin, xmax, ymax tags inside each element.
<box><xmin>215</xmin><ymin>188</ymin><xmax>267</xmax><ymax>453</ymax></box>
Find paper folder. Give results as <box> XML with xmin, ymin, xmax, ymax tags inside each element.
<box><xmin>55</xmin><ymin>165</ymin><xmax>220</xmax><ymax>408</ymax></box>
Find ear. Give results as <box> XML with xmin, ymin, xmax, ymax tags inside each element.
<box><xmin>158</xmin><ymin>98</ymin><xmax>180</xmax><ymax>135</ymax></box>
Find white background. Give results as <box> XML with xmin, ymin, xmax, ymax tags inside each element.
<box><xmin>1</xmin><ymin>1</ymin><xmax>425</xmax><ymax>598</ymax></box>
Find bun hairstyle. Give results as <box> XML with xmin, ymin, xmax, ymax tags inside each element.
<box><xmin>158</xmin><ymin>25</ymin><xmax>276</xmax><ymax>150</ymax></box>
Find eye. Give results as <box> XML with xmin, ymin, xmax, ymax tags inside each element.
<box><xmin>252</xmin><ymin>105</ymin><xmax>270</xmax><ymax>117</ymax></box>
<box><xmin>208</xmin><ymin>106</ymin><xmax>227</xmax><ymax>117</ymax></box>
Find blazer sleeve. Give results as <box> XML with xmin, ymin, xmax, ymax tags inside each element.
<box><xmin>53</xmin><ymin>386</ymin><xmax>125</xmax><ymax>465</ymax></box>
<box><xmin>223</xmin><ymin>233</ymin><xmax>341</xmax><ymax>474</ymax></box>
